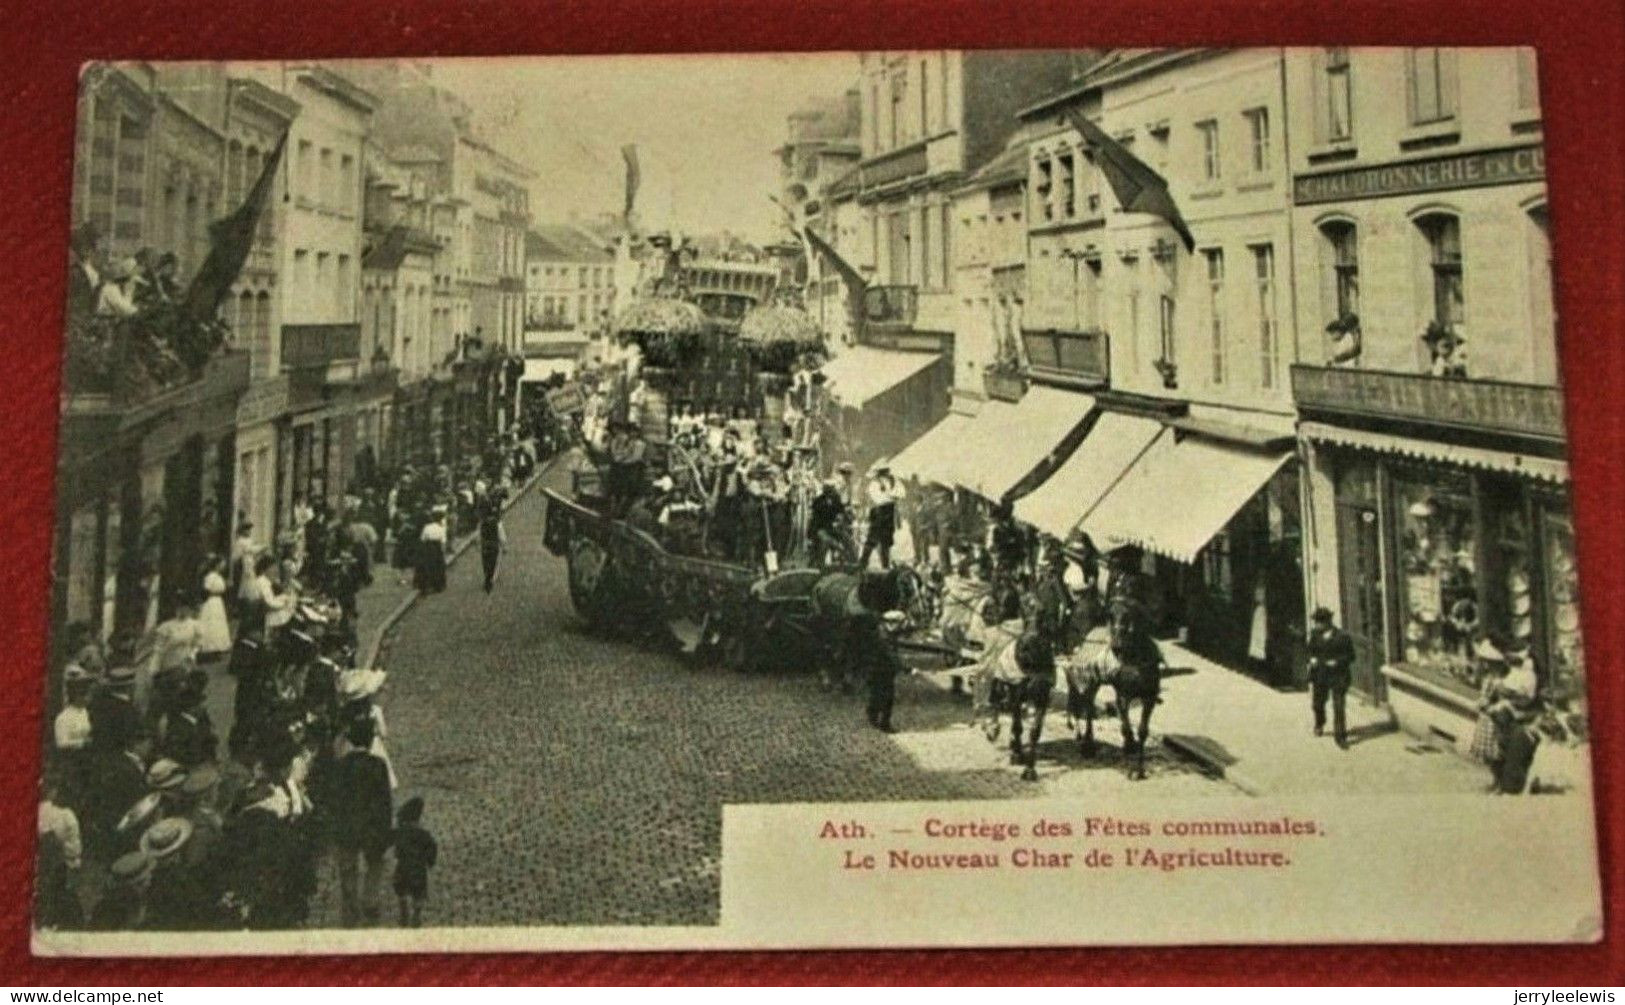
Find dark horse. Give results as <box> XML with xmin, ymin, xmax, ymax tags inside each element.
<box><xmin>809</xmin><ymin>564</ymin><xmax>928</xmax><ymax>691</ymax></box>
<box><xmin>974</xmin><ymin>628</ymin><xmax>1056</xmax><ymax>781</ymax></box>
<box><xmin>1064</xmin><ymin>597</ymin><xmax>1165</xmax><ymax>780</ymax></box>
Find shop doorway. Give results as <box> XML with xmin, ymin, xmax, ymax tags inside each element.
<box><xmin>1336</xmin><ymin>501</ymin><xmax>1386</xmax><ymax>700</ymax></box>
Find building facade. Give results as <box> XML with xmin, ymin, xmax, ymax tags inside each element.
<box><xmin>221</xmin><ymin>77</ymin><xmax>300</xmax><ymax>547</ymax></box>
<box><xmin>949</xmin><ymin>133</ymin><xmax>1031</xmax><ymax>397</ymax></box>
<box><xmin>1282</xmin><ymin>47</ymin><xmax>1575</xmax><ymax>746</ymax></box>
<box><xmin>58</xmin><ymin>64</ymin><xmax>250</xmax><ymax>646</ymax></box>
<box><xmin>238</xmin><ymin>62</ymin><xmax>379</xmax><ymax>519</ymax></box>
<box><xmin>525</xmin><ymin>225</ymin><xmax>616</xmax><ymax>333</ymax></box>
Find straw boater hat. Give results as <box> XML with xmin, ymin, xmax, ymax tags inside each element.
<box><xmin>337</xmin><ymin>667</ymin><xmax>387</xmax><ymax>702</ymax></box>
<box><xmin>145</xmin><ymin>758</ymin><xmax>187</xmax><ymax>791</ymax></box>
<box><xmin>116</xmin><ymin>792</ymin><xmax>164</xmax><ymax>837</ymax></box>
<box><xmin>105</xmin><ymin>665</ymin><xmax>137</xmax><ymax>688</ymax></box>
<box><xmin>139</xmin><ymin>817</ymin><xmax>194</xmax><ymax>859</ymax></box>
<box><xmin>108</xmin><ymin>851</ymin><xmax>155</xmax><ymax>888</ymax></box>
<box><xmin>178</xmin><ymin>763</ymin><xmax>220</xmax><ymax>800</ymax></box>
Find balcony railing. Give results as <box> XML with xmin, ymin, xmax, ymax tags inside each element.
<box><xmin>282</xmin><ymin>323</ymin><xmax>361</xmax><ymax>370</ymax></box>
<box><xmin>1023</xmin><ymin>328</ymin><xmax>1110</xmax><ymax>385</ymax></box>
<box><xmin>862</xmin><ymin>285</ymin><xmax>918</xmax><ymax>328</ymax></box>
<box><xmin>1291</xmin><ymin>364</ymin><xmax>1565</xmax><ymax>441</ymax></box>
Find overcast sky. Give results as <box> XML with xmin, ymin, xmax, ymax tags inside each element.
<box><xmin>428</xmin><ymin>53</ymin><xmax>860</xmax><ymax>243</ymax></box>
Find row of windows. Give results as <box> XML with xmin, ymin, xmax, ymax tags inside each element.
<box><xmin>529</xmin><ymin>291</ymin><xmax>614</xmax><ymax>325</ymax></box>
<box><xmin>1311</xmin><ymin>46</ymin><xmax>1539</xmax><ymax>147</ymax></box>
<box><xmin>868</xmin><ymin>53</ymin><xmax>952</xmax><ymax>155</ymax></box>
<box><xmin>872</xmin><ymin>202</ymin><xmax>952</xmax><ymax>290</ymax></box>
<box><xmin>957</xmin><ymin>208</ymin><xmax>1024</xmax><ymax>267</ymax></box>
<box><xmin>1310</xmin><ymin>205</ymin><xmax>1553</xmax><ymax>375</ymax></box>
<box><xmin>290</xmin><ymin>247</ymin><xmax>355</xmax><ymax>318</ymax></box>
<box><xmin>538</xmin><ymin>264</ymin><xmax>610</xmax><ymax>288</ymax></box>
<box><xmin>1195</xmin><ymin>244</ymin><xmax>1279</xmax><ymax>388</ymax></box>
<box><xmin>293</xmin><ymin>139</ymin><xmax>357</xmax><ymax>215</ymax></box>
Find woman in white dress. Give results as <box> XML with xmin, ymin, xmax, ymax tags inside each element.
<box><xmin>197</xmin><ymin>555</ymin><xmax>233</xmax><ymax>659</ymax></box>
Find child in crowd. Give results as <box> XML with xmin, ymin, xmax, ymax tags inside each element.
<box><xmin>390</xmin><ymin>796</ymin><xmax>438</xmax><ymax>928</ymax></box>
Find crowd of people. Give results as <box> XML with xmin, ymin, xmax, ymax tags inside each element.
<box><xmin>34</xmin><ymin>419</ymin><xmax>559</xmax><ymax>934</ymax></box>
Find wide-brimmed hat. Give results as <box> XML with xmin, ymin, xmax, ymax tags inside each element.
<box><xmin>337</xmin><ymin>668</ymin><xmax>387</xmax><ymax>701</ymax></box>
<box><xmin>1311</xmin><ymin>606</ymin><xmax>1335</xmax><ymax>623</ymax></box>
<box><xmin>108</xmin><ymin>851</ymin><xmax>155</xmax><ymax>888</ymax></box>
<box><xmin>145</xmin><ymin>758</ymin><xmax>187</xmax><ymax>791</ymax></box>
<box><xmin>116</xmin><ymin>792</ymin><xmax>164</xmax><ymax>836</ymax></box>
<box><xmin>179</xmin><ymin>763</ymin><xmax>219</xmax><ymax>798</ymax></box>
<box><xmin>139</xmin><ymin>817</ymin><xmax>194</xmax><ymax>859</ymax></box>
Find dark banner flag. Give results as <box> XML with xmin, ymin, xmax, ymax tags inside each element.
<box><xmin>622</xmin><ymin>144</ymin><xmax>641</xmax><ymax>224</ymax></box>
<box><xmin>1062</xmin><ymin>108</ymin><xmax>1195</xmax><ymax>253</ymax></box>
<box><xmin>183</xmin><ymin>132</ymin><xmax>287</xmax><ymax>322</ymax></box>
<box><xmin>803</xmin><ymin>224</ymin><xmax>867</xmax><ymax>339</ymax></box>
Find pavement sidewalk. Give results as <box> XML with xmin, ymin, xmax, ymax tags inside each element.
<box><xmin>1153</xmin><ymin>640</ymin><xmax>1491</xmax><ymax>796</ymax></box>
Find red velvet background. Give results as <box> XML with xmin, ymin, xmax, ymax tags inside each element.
<box><xmin>1</xmin><ymin>0</ymin><xmax>1621</xmax><ymax>985</ymax></box>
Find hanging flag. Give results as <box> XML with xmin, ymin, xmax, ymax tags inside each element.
<box><xmin>183</xmin><ymin>132</ymin><xmax>287</xmax><ymax>321</ymax></box>
<box><xmin>803</xmin><ymin>225</ymin><xmax>867</xmax><ymax>339</ymax></box>
<box><xmin>1062</xmin><ymin>108</ymin><xmax>1195</xmax><ymax>253</ymax></box>
<box><xmin>621</xmin><ymin>144</ymin><xmax>641</xmax><ymax>224</ymax></box>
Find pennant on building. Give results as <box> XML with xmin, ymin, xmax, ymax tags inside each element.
<box><xmin>1063</xmin><ymin>108</ymin><xmax>1195</xmax><ymax>253</ymax></box>
<box><xmin>184</xmin><ymin>132</ymin><xmax>287</xmax><ymax>322</ymax></box>
<box><xmin>621</xmin><ymin>144</ymin><xmax>641</xmax><ymax>224</ymax></box>
<box><xmin>803</xmin><ymin>224</ymin><xmax>867</xmax><ymax>338</ymax></box>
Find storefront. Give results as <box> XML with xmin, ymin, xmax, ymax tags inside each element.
<box><xmin>1302</xmin><ymin>423</ymin><xmax>1578</xmax><ymax>750</ymax></box>
<box><xmin>54</xmin><ymin>351</ymin><xmax>250</xmax><ymax>647</ymax></box>
<box><xmin>1078</xmin><ymin>423</ymin><xmax>1303</xmax><ymax>684</ymax></box>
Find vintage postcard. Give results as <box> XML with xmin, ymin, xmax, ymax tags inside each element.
<box><xmin>37</xmin><ymin>49</ymin><xmax>1599</xmax><ymax>955</ymax></box>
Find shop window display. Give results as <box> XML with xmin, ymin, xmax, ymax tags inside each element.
<box><xmin>1542</xmin><ymin>511</ymin><xmax>1584</xmax><ymax>708</ymax></box>
<box><xmin>1396</xmin><ymin>471</ymin><xmax>1478</xmax><ymax>688</ymax></box>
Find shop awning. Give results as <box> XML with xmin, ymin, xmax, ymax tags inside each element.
<box><xmin>955</xmin><ymin>386</ymin><xmax>1094</xmax><ymax>501</ymax></box>
<box><xmin>1079</xmin><ymin>431</ymin><xmax>1292</xmax><ymax>562</ymax></box>
<box><xmin>822</xmin><ymin>346</ymin><xmax>941</xmax><ymax>408</ymax></box>
<box><xmin>1014</xmin><ymin>410</ymin><xmax>1164</xmax><ymax>539</ymax></box>
<box><xmin>890</xmin><ymin>412</ymin><xmax>976</xmax><ymax>486</ymax></box>
<box><xmin>1300</xmin><ymin>421</ymin><xmax>1568</xmax><ymax>484</ymax></box>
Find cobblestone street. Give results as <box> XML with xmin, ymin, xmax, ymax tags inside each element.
<box><xmin>343</xmin><ymin>459</ymin><xmax>1229</xmax><ymax>928</ymax></box>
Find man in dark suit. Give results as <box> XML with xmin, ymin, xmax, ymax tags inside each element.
<box><xmin>158</xmin><ymin>674</ymin><xmax>214</xmax><ymax>769</ymax></box>
<box><xmin>89</xmin><ymin>666</ymin><xmax>141</xmax><ymax>759</ymax></box>
<box><xmin>92</xmin><ymin>730</ymin><xmax>151</xmax><ymax>858</ymax></box>
<box><xmin>328</xmin><ymin>717</ymin><xmax>394</xmax><ymax>926</ymax></box>
<box><xmin>858</xmin><ymin>611</ymin><xmax>909</xmax><ymax>733</ymax></box>
<box><xmin>1306</xmin><ymin>606</ymin><xmax>1357</xmax><ymax>748</ymax></box>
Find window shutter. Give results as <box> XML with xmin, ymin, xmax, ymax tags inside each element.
<box><xmin>1311</xmin><ymin>49</ymin><xmax>1330</xmax><ymax>144</ymax></box>
<box><xmin>1439</xmin><ymin>47</ymin><xmax>1460</xmax><ymax>117</ymax></box>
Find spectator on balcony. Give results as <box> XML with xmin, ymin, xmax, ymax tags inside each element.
<box><xmin>96</xmin><ymin>257</ymin><xmax>141</xmax><ymax>319</ymax></box>
<box><xmin>150</xmin><ymin>252</ymin><xmax>181</xmax><ymax>304</ymax></box>
<box><xmin>69</xmin><ymin>223</ymin><xmax>104</xmax><ymax>322</ymax></box>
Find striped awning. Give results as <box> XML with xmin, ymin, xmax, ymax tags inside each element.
<box><xmin>1080</xmin><ymin>431</ymin><xmax>1292</xmax><ymax>563</ymax></box>
<box><xmin>1300</xmin><ymin>421</ymin><xmax>1569</xmax><ymax>483</ymax></box>
<box><xmin>955</xmin><ymin>386</ymin><xmax>1094</xmax><ymax>502</ymax></box>
<box><xmin>889</xmin><ymin>413</ymin><xmax>976</xmax><ymax>487</ymax></box>
<box><xmin>1014</xmin><ymin>410</ymin><xmax>1164</xmax><ymax>539</ymax></box>
<box><xmin>822</xmin><ymin>346</ymin><xmax>940</xmax><ymax>408</ymax></box>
